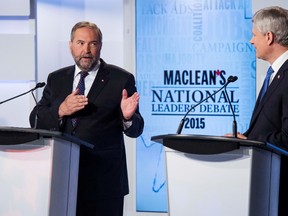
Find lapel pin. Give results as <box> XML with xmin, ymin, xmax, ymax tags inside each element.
<box><xmin>278</xmin><ymin>75</ymin><xmax>280</xmax><ymax>79</ymax></box>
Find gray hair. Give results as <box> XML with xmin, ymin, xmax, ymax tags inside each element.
<box><xmin>252</xmin><ymin>6</ymin><xmax>288</xmax><ymax>46</ymax></box>
<box><xmin>70</xmin><ymin>21</ymin><xmax>103</xmax><ymax>43</ymax></box>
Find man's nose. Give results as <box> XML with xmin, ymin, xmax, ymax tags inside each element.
<box><xmin>83</xmin><ymin>43</ymin><xmax>91</xmax><ymax>52</ymax></box>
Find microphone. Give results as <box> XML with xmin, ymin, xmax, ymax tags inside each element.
<box><xmin>35</xmin><ymin>82</ymin><xmax>46</xmax><ymax>89</ymax></box>
<box><xmin>176</xmin><ymin>76</ymin><xmax>238</xmax><ymax>134</ymax></box>
<box><xmin>224</xmin><ymin>76</ymin><xmax>238</xmax><ymax>138</ymax></box>
<box><xmin>227</xmin><ymin>76</ymin><xmax>238</xmax><ymax>83</ymax></box>
<box><xmin>0</xmin><ymin>82</ymin><xmax>46</xmax><ymax>105</ymax></box>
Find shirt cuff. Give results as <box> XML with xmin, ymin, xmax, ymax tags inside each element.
<box><xmin>123</xmin><ymin>120</ymin><xmax>132</xmax><ymax>130</ymax></box>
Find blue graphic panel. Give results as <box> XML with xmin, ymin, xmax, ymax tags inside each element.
<box><xmin>136</xmin><ymin>0</ymin><xmax>255</xmax><ymax>212</ymax></box>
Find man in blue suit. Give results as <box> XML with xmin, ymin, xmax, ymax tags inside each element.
<box><xmin>226</xmin><ymin>6</ymin><xmax>288</xmax><ymax>215</ymax></box>
<box><xmin>30</xmin><ymin>21</ymin><xmax>144</xmax><ymax>216</ymax></box>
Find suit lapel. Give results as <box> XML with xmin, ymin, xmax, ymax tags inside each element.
<box><xmin>250</xmin><ymin>60</ymin><xmax>288</xmax><ymax>126</ymax></box>
<box><xmin>61</xmin><ymin>67</ymin><xmax>75</xmax><ymax>96</ymax></box>
<box><xmin>87</xmin><ymin>61</ymin><xmax>110</xmax><ymax>101</ymax></box>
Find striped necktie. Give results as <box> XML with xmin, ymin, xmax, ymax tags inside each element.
<box><xmin>72</xmin><ymin>71</ymin><xmax>89</xmax><ymax>127</ymax></box>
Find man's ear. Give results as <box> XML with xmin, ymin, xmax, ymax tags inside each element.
<box><xmin>69</xmin><ymin>41</ymin><xmax>73</xmax><ymax>52</ymax></box>
<box><xmin>266</xmin><ymin>31</ymin><xmax>275</xmax><ymax>46</ymax></box>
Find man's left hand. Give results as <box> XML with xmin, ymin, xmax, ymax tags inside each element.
<box><xmin>121</xmin><ymin>89</ymin><xmax>139</xmax><ymax>121</ymax></box>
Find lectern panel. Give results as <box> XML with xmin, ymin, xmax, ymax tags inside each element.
<box><xmin>0</xmin><ymin>139</ymin><xmax>52</xmax><ymax>216</ymax></box>
<box><xmin>165</xmin><ymin>146</ymin><xmax>279</xmax><ymax>216</ymax></box>
<box><xmin>0</xmin><ymin>129</ymin><xmax>81</xmax><ymax>216</ymax></box>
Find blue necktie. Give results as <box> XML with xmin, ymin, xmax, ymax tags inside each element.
<box><xmin>72</xmin><ymin>71</ymin><xmax>89</xmax><ymax>127</ymax></box>
<box><xmin>260</xmin><ymin>66</ymin><xmax>274</xmax><ymax>101</ymax></box>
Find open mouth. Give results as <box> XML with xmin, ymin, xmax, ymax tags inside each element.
<box><xmin>81</xmin><ymin>56</ymin><xmax>93</xmax><ymax>60</ymax></box>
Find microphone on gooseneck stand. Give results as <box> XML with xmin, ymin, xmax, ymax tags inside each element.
<box><xmin>0</xmin><ymin>82</ymin><xmax>46</xmax><ymax>128</ymax></box>
<box><xmin>223</xmin><ymin>76</ymin><xmax>238</xmax><ymax>138</ymax></box>
<box><xmin>176</xmin><ymin>75</ymin><xmax>238</xmax><ymax>134</ymax></box>
<box><xmin>0</xmin><ymin>82</ymin><xmax>46</xmax><ymax>105</ymax></box>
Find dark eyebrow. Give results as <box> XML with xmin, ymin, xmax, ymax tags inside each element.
<box><xmin>75</xmin><ymin>40</ymin><xmax>98</xmax><ymax>43</ymax></box>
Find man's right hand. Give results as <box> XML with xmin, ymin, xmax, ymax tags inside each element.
<box><xmin>224</xmin><ymin>132</ymin><xmax>247</xmax><ymax>139</ymax></box>
<box><xmin>58</xmin><ymin>89</ymin><xmax>88</xmax><ymax>117</ymax></box>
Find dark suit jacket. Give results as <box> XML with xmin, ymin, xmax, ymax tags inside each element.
<box><xmin>30</xmin><ymin>59</ymin><xmax>144</xmax><ymax>201</ymax></box>
<box><xmin>244</xmin><ymin>59</ymin><xmax>288</xmax><ymax>149</ymax></box>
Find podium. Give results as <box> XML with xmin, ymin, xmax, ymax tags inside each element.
<box><xmin>151</xmin><ymin>134</ymin><xmax>285</xmax><ymax>216</ymax></box>
<box><xmin>0</xmin><ymin>127</ymin><xmax>93</xmax><ymax>216</ymax></box>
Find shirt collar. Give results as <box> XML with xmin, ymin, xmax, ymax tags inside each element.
<box><xmin>271</xmin><ymin>50</ymin><xmax>288</xmax><ymax>73</ymax></box>
<box><xmin>74</xmin><ymin>60</ymin><xmax>101</xmax><ymax>78</ymax></box>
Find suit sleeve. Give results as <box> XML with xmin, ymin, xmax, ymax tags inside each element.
<box><xmin>122</xmin><ymin>73</ymin><xmax>144</xmax><ymax>138</ymax></box>
<box><xmin>263</xmin><ymin>91</ymin><xmax>288</xmax><ymax>149</ymax></box>
<box><xmin>29</xmin><ymin>74</ymin><xmax>64</xmax><ymax>131</ymax></box>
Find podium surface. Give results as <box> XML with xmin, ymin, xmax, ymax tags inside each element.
<box><xmin>151</xmin><ymin>134</ymin><xmax>281</xmax><ymax>216</ymax></box>
<box><xmin>0</xmin><ymin>127</ymin><xmax>93</xmax><ymax>216</ymax></box>
<box><xmin>151</xmin><ymin>134</ymin><xmax>266</xmax><ymax>154</ymax></box>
